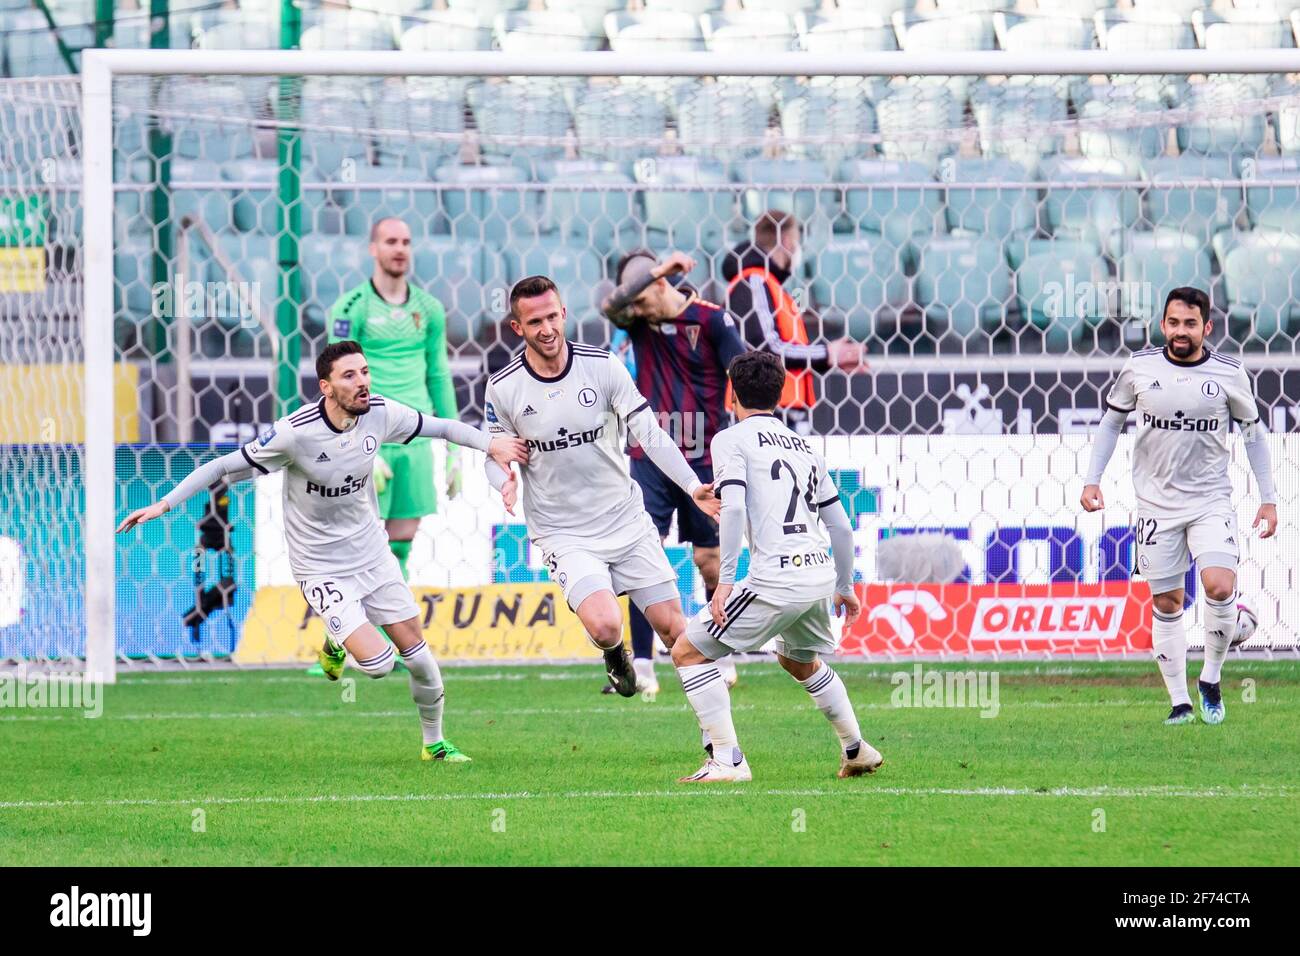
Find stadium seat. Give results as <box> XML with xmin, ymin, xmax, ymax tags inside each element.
<box><xmin>3</xmin><ymin>12</ymin><xmax>88</xmax><ymax>76</ymax></box>
<box><xmin>1078</xmin><ymin>85</ymin><xmax>1169</xmax><ymax>177</ymax></box>
<box><xmin>169</xmin><ymin>159</ymin><xmax>234</xmax><ymax>234</ymax></box>
<box><xmin>1129</xmin><ymin>0</ymin><xmax>1213</xmax><ymax>18</ymax></box>
<box><xmin>913</xmin><ymin>236</ymin><xmax>1013</xmax><ymax>339</ymax></box>
<box><xmin>675</xmin><ymin>85</ymin><xmax>769</xmax><ymax>164</ymax></box>
<box><xmin>373</xmin><ymin>85</ymin><xmax>466</xmax><ymax>174</ymax></box>
<box><xmin>1118</xmin><ymin>230</ymin><xmax>1215</xmax><ymax>321</ymax></box>
<box><xmin>779</xmin><ymin>87</ymin><xmax>875</xmax><ymax>165</ymax></box>
<box><xmin>435</xmin><ymin>163</ymin><xmax>547</xmax><ymax>246</ymax></box>
<box><xmin>221</xmin><ymin>159</ymin><xmax>280</xmax><ymax>235</ymax></box>
<box><xmin>1034</xmin><ymin>0</ymin><xmax>1111</xmax><ymax>13</ymax></box>
<box><xmin>1221</xmin><ymin>230</ymin><xmax>1300</xmax><ymax>344</ymax></box>
<box><xmin>545</xmin><ymin>0</ymin><xmax>626</xmax><ymax>39</ymax></box>
<box><xmin>1177</xmin><ymin>79</ymin><xmax>1271</xmax><ymax>160</ymax></box>
<box><xmin>406</xmin><ymin>238</ymin><xmax>495</xmax><ymax>346</ymax></box>
<box><xmin>942</xmin><ymin>158</ymin><xmax>1038</xmax><ymax>240</ymax></box>
<box><xmin>1015</xmin><ymin>249</ymin><xmax>1111</xmax><ymax>351</ymax></box>
<box><xmin>811</xmin><ymin>236</ymin><xmax>911</xmax><ymax>340</ymax></box>
<box><xmin>840</xmin><ymin>159</ymin><xmax>946</xmax><ymax>248</ymax></box>
<box><xmin>1039</xmin><ymin>156</ymin><xmax>1142</xmax><ymax>256</ymax></box>
<box><xmin>700</xmin><ymin>11</ymin><xmax>798</xmax><ymax>53</ymax></box>
<box><xmin>161</xmin><ymin>82</ymin><xmax>258</xmax><ymax>164</ymax></box>
<box><xmin>1096</xmin><ymin>10</ymin><xmax>1195</xmax><ymax>53</ymax></box>
<box><xmin>334</xmin><ymin>164</ymin><xmax>442</xmax><ymax>238</ymax></box>
<box><xmin>1142</xmin><ymin>154</ymin><xmax>1242</xmax><ymax>245</ymax></box>
<box><xmin>836</xmin><ymin>0</ymin><xmax>916</xmax><ymax>14</ymax></box>
<box><xmin>971</xmin><ymin>84</ymin><xmax>1068</xmax><ymax>176</ymax></box>
<box><xmin>742</xmin><ymin>0</ymin><xmax>822</xmax><ymax>13</ymax></box>
<box><xmin>300</xmin><ymin>234</ymin><xmax>370</xmax><ymax>320</ymax></box>
<box><xmin>892</xmin><ymin>7</ymin><xmax>994</xmax><ymax>100</ymax></box>
<box><xmin>195</xmin><ymin>15</ymin><xmax>280</xmax><ymax>51</ymax></box>
<box><xmin>573</xmin><ymin>87</ymin><xmax>667</xmax><ymax>164</ymax></box>
<box><xmin>796</xmin><ymin>9</ymin><xmax>897</xmax><ymax>53</ymax></box>
<box><xmin>468</xmin><ymin>83</ymin><xmax>571</xmax><ymax>169</ymax></box>
<box><xmin>604</xmin><ymin>10</ymin><xmax>706</xmax><ymax>53</ymax></box>
<box><xmin>875</xmin><ymin>84</ymin><xmax>963</xmax><ymax>169</ymax></box>
<box><xmin>496</xmin><ymin>10</ymin><xmax>605</xmax><ymax>52</ymax></box>
<box><xmin>503</xmin><ymin>239</ymin><xmax>607</xmax><ymax>320</ymax></box>
<box><xmin>298</xmin><ymin>79</ymin><xmax>373</xmax><ymax>179</ymax></box>
<box><xmin>541</xmin><ymin>162</ymin><xmax>641</xmax><ymax>258</ymax></box>
<box><xmin>113</xmin><ymin>239</ymin><xmax>154</xmax><ymax>320</ymax></box>
<box><xmin>1198</xmin><ymin>8</ymin><xmax>1293</xmax><ymax>50</ymax></box>
<box><xmin>1003</xmin><ymin>235</ymin><xmax>1102</xmax><ymax>272</ymax></box>
<box><xmin>733</xmin><ymin>159</ymin><xmax>839</xmax><ymax>234</ymax></box>
<box><xmin>208</xmin><ymin>233</ymin><xmax>276</xmax><ymax>338</ymax></box>
<box><xmin>399</xmin><ymin>10</ymin><xmax>494</xmax><ymax>52</ymax></box>
<box><xmin>1244</xmin><ymin>156</ymin><xmax>1300</xmax><ymax>235</ymax></box>
<box><xmin>635</xmin><ymin>156</ymin><xmax>734</xmax><ymax>254</ymax></box>
<box><xmin>299</xmin><ymin>11</ymin><xmax>397</xmax><ymax>51</ymax></box>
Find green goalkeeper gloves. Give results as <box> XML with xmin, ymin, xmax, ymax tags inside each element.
<box><xmin>372</xmin><ymin>455</ymin><xmax>393</xmax><ymax>496</ymax></box>
<box><xmin>445</xmin><ymin>444</ymin><xmax>463</xmax><ymax>499</ymax></box>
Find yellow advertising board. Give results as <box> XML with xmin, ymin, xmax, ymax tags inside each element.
<box><xmin>0</xmin><ymin>363</ymin><xmax>139</xmax><ymax>443</ymax></box>
<box><xmin>0</xmin><ymin>247</ymin><xmax>45</xmax><ymax>293</ymax></box>
<box><xmin>234</xmin><ymin>582</ymin><xmax>618</xmax><ymax>663</ymax></box>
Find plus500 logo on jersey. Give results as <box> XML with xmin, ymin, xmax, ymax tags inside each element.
<box><xmin>1142</xmin><ymin>410</ymin><xmax>1220</xmax><ymax>432</ymax></box>
<box><xmin>527</xmin><ymin>424</ymin><xmax>606</xmax><ymax>453</ymax></box>
<box><xmin>306</xmin><ymin>474</ymin><xmax>369</xmax><ymax>497</ymax></box>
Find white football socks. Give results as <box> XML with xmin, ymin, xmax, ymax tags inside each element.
<box><xmin>800</xmin><ymin>663</ymin><xmax>862</xmax><ymax>752</ymax></box>
<box><xmin>1151</xmin><ymin>608</ymin><xmax>1192</xmax><ymax>707</ymax></box>
<box><xmin>401</xmin><ymin>640</ymin><xmax>445</xmax><ymax>746</ymax></box>
<box><xmin>1200</xmin><ymin>591</ymin><xmax>1237</xmax><ymax>685</ymax></box>
<box><xmin>633</xmin><ymin>656</ymin><xmax>656</xmax><ymax>688</ymax></box>
<box><xmin>677</xmin><ymin>663</ymin><xmax>741</xmax><ymax>766</ymax></box>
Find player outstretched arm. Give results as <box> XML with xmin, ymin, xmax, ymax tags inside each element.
<box><xmin>819</xmin><ymin>498</ymin><xmax>862</xmax><ymax>626</ymax></box>
<box><xmin>624</xmin><ymin>404</ymin><xmax>720</xmax><ymax>520</ymax></box>
<box><xmin>1080</xmin><ymin>406</ymin><xmax>1128</xmax><ymax>512</ymax></box>
<box><xmin>116</xmin><ymin>448</ymin><xmax>268</xmax><ymax>532</ymax></box>
<box><xmin>409</xmin><ymin>411</ymin><xmax>527</xmax><ymax>470</ymax></box>
<box><xmin>1239</xmin><ymin>418</ymin><xmax>1279</xmax><ymax>538</ymax></box>
<box><xmin>709</xmin><ymin>480</ymin><xmax>747</xmax><ymax>627</ymax></box>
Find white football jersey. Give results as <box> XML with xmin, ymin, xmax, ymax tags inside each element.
<box><xmin>484</xmin><ymin>342</ymin><xmax>658</xmax><ymax>553</ymax></box>
<box><xmin>240</xmin><ymin>395</ymin><xmax>423</xmax><ymax>579</ymax></box>
<box><xmin>711</xmin><ymin>413</ymin><xmax>841</xmax><ymax>603</ymax></box>
<box><xmin>1105</xmin><ymin>346</ymin><xmax>1261</xmax><ymax>519</ymax></box>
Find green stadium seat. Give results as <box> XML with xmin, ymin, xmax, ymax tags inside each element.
<box><xmin>676</xmin><ymin>84</ymin><xmax>769</xmax><ymax>163</ymax></box>
<box><xmin>1143</xmin><ymin>154</ymin><xmax>1241</xmax><ymax>244</ymax></box>
<box><xmin>209</xmin><ymin>233</ymin><xmax>276</xmax><ymax>333</ymax></box>
<box><xmin>573</xmin><ymin>87</ymin><xmax>667</xmax><ymax>163</ymax></box>
<box><xmin>1222</xmin><ymin>230</ymin><xmax>1300</xmax><ymax>344</ymax></box>
<box><xmin>971</xmin><ymin>84</ymin><xmax>1068</xmax><ymax>176</ymax></box>
<box><xmin>468</xmin><ymin>83</ymin><xmax>571</xmax><ymax>168</ymax></box>
<box><xmin>913</xmin><ymin>235</ymin><xmax>1013</xmax><ymax>338</ymax></box>
<box><xmin>779</xmin><ymin>87</ymin><xmax>875</xmax><ymax>164</ymax></box>
<box><xmin>635</xmin><ymin>156</ymin><xmax>735</xmax><ymax>254</ymax></box>
<box><xmin>1243</xmin><ymin>156</ymin><xmax>1300</xmax><ymax>235</ymax></box>
<box><xmin>221</xmin><ymin>159</ymin><xmax>280</xmax><ymax>235</ymax></box>
<box><xmin>503</xmin><ymin>239</ymin><xmax>608</xmax><ymax>320</ymax></box>
<box><xmin>1177</xmin><ymin>79</ymin><xmax>1271</xmax><ymax>160</ymax></box>
<box><xmin>942</xmin><ymin>157</ymin><xmax>1037</xmax><ymax>240</ymax></box>
<box><xmin>447</xmin><ymin>0</ymin><xmax>528</xmax><ymax>24</ymax></box>
<box><xmin>298</xmin><ymin>80</ymin><xmax>373</xmax><ymax>180</ymax></box>
<box><xmin>1015</xmin><ymin>249</ymin><xmax>1111</xmax><ymax>351</ymax></box>
<box><xmin>334</xmin><ymin>164</ymin><xmax>442</xmax><ymax>238</ymax></box>
<box><xmin>840</xmin><ymin>159</ymin><xmax>945</xmax><ymax>247</ymax></box>
<box><xmin>1039</xmin><ymin>156</ymin><xmax>1141</xmax><ymax>256</ymax></box>
<box><xmin>894</xmin><ymin>10</ymin><xmax>995</xmax><ymax>52</ymax></box>
<box><xmin>1199</xmin><ymin>9</ymin><xmax>1293</xmax><ymax>51</ymax></box>
<box><xmin>1003</xmin><ymin>235</ymin><xmax>1101</xmax><ymax>272</ymax></box>
<box><xmin>743</xmin><ymin>0</ymin><xmax>822</xmax><ymax>13</ymax></box>
<box><xmin>408</xmin><ymin>238</ymin><xmax>495</xmax><ymax>345</ymax></box>
<box><xmin>169</xmin><ymin>159</ymin><xmax>233</xmax><ymax>234</ymax></box>
<box><xmin>734</xmin><ymin>159</ymin><xmax>839</xmax><ymax>233</ymax></box>
<box><xmin>300</xmin><ymin>234</ymin><xmax>370</xmax><ymax>320</ymax></box>
<box><xmin>1034</xmin><ymin>0</ymin><xmax>1112</xmax><ymax>15</ymax></box>
<box><xmin>811</xmin><ymin>236</ymin><xmax>911</xmax><ymax>340</ymax></box>
<box><xmin>1097</xmin><ymin>10</ymin><xmax>1195</xmax><ymax>53</ymax></box>
<box><xmin>542</xmin><ymin>162</ymin><xmax>641</xmax><ymax>258</ymax></box>
<box><xmin>836</xmin><ymin>0</ymin><xmax>916</xmax><ymax>14</ymax></box>
<box><xmin>1078</xmin><ymin>86</ymin><xmax>1168</xmax><ymax>177</ymax></box>
<box><xmin>1117</xmin><ymin>230</ymin><xmax>1215</xmax><ymax>322</ymax></box>
<box><xmin>3</xmin><ymin>13</ymin><xmax>88</xmax><ymax>76</ymax></box>
<box><xmin>113</xmin><ymin>239</ymin><xmax>154</xmax><ymax>319</ymax></box>
<box><xmin>875</xmin><ymin>84</ymin><xmax>963</xmax><ymax>168</ymax></box>
<box><xmin>435</xmin><ymin>163</ymin><xmax>547</xmax><ymax>246</ymax></box>
<box><xmin>374</xmin><ymin>87</ymin><xmax>466</xmax><ymax>174</ymax></box>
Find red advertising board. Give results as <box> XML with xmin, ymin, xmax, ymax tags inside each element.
<box><xmin>842</xmin><ymin>580</ymin><xmax>1153</xmax><ymax>655</ymax></box>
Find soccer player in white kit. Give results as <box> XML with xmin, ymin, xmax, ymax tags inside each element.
<box><xmin>670</xmin><ymin>351</ymin><xmax>883</xmax><ymax>782</ymax></box>
<box><xmin>482</xmin><ymin>275</ymin><xmax>721</xmax><ymax>696</ymax></box>
<box><xmin>117</xmin><ymin>340</ymin><xmax>529</xmax><ymax>761</ymax></box>
<box><xmin>1083</xmin><ymin>288</ymin><xmax>1278</xmax><ymax>726</ymax></box>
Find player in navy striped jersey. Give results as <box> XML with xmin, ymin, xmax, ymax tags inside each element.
<box><xmin>484</xmin><ymin>275</ymin><xmax>721</xmax><ymax>698</ymax></box>
<box><xmin>601</xmin><ymin>249</ymin><xmax>747</xmax><ymax>695</ymax></box>
<box><xmin>118</xmin><ymin>341</ymin><xmax>529</xmax><ymax>762</ymax></box>
<box><xmin>1083</xmin><ymin>288</ymin><xmax>1277</xmax><ymax>726</ymax></box>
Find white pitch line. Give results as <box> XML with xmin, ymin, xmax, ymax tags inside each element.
<box><xmin>0</xmin><ymin>784</ymin><xmax>1292</xmax><ymax>812</ymax></box>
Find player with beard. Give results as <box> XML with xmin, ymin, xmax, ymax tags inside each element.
<box><xmin>118</xmin><ymin>341</ymin><xmax>529</xmax><ymax>762</ymax></box>
<box><xmin>1083</xmin><ymin>287</ymin><xmax>1278</xmax><ymax>725</ymax></box>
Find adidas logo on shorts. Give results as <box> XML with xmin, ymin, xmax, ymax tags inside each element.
<box><xmin>522</xmin><ymin>405</ymin><xmax>538</xmax><ymax>416</ymax></box>
<box><xmin>316</xmin><ymin>452</ymin><xmax>330</xmax><ymax>462</ymax></box>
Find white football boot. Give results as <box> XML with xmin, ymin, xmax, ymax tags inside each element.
<box><xmin>678</xmin><ymin>754</ymin><xmax>753</xmax><ymax>783</ymax></box>
<box><xmin>718</xmin><ymin>656</ymin><xmax>739</xmax><ymax>688</ymax></box>
<box><xmin>838</xmin><ymin>740</ymin><xmax>884</xmax><ymax>778</ymax></box>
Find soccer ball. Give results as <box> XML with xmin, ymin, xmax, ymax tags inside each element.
<box><xmin>1230</xmin><ymin>600</ymin><xmax>1259</xmax><ymax>648</ymax></box>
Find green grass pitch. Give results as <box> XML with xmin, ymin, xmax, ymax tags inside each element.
<box><xmin>2</xmin><ymin>660</ymin><xmax>1298</xmax><ymax>866</ymax></box>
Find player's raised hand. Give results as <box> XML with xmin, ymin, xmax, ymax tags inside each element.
<box><xmin>116</xmin><ymin>501</ymin><xmax>169</xmax><ymax>533</ymax></box>
<box><xmin>1080</xmin><ymin>483</ymin><xmax>1105</xmax><ymax>512</ymax></box>
<box><xmin>488</xmin><ymin>436</ymin><xmax>529</xmax><ymax>468</ymax></box>
<box><xmin>1253</xmin><ymin>503</ymin><xmax>1278</xmax><ymax>539</ymax></box>
<box><xmin>499</xmin><ymin>473</ymin><xmax>519</xmax><ymax>516</ymax></box>
<box><xmin>692</xmin><ymin>482</ymin><xmax>721</xmax><ymax>520</ymax></box>
<box><xmin>657</xmin><ymin>251</ymin><xmax>696</xmax><ymax>278</ymax></box>
<box><xmin>834</xmin><ymin>590</ymin><xmax>862</xmax><ymax>628</ymax></box>
<box><xmin>710</xmin><ymin>582</ymin><xmax>733</xmax><ymax>629</ymax></box>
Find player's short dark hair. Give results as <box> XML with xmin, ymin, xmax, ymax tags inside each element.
<box><xmin>1163</xmin><ymin>286</ymin><xmax>1210</xmax><ymax>324</ymax></box>
<box><xmin>509</xmin><ymin>275</ymin><xmax>561</xmax><ymax>318</ymax></box>
<box><xmin>317</xmin><ymin>339</ymin><xmax>364</xmax><ymax>381</ymax></box>
<box><xmin>728</xmin><ymin>350</ymin><xmax>785</xmax><ymax>412</ymax></box>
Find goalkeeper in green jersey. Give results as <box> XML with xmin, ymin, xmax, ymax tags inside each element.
<box><xmin>327</xmin><ymin>217</ymin><xmax>461</xmax><ymax>578</ymax></box>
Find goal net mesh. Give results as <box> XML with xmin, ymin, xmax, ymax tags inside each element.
<box><xmin>2</xmin><ymin>63</ymin><xmax>1298</xmax><ymax>667</ymax></box>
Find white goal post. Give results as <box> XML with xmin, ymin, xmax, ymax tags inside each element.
<box><xmin>75</xmin><ymin>47</ymin><xmax>1300</xmax><ymax>683</ymax></box>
